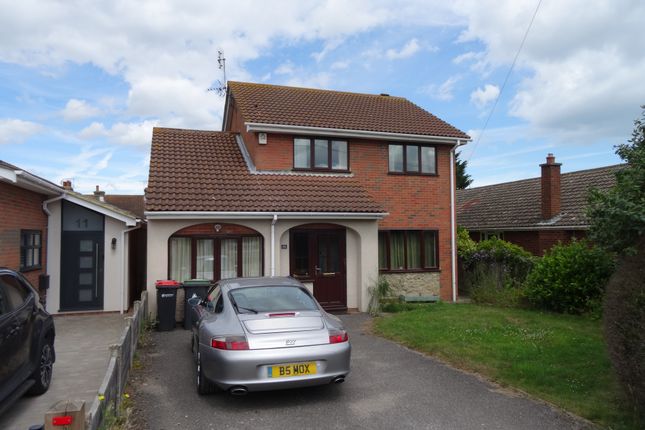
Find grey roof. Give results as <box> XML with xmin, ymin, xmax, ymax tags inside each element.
<box><xmin>457</xmin><ymin>164</ymin><xmax>625</xmax><ymax>230</ymax></box>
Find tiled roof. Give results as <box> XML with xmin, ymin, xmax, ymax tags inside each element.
<box><xmin>71</xmin><ymin>192</ymin><xmax>139</xmax><ymax>220</ymax></box>
<box><xmin>145</xmin><ymin>128</ymin><xmax>385</xmax><ymax>213</ymax></box>
<box><xmin>104</xmin><ymin>195</ymin><xmax>145</xmax><ymax>219</ymax></box>
<box><xmin>227</xmin><ymin>81</ymin><xmax>470</xmax><ymax>140</ymax></box>
<box><xmin>457</xmin><ymin>164</ymin><xmax>625</xmax><ymax>230</ymax></box>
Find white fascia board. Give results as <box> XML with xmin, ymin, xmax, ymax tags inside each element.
<box><xmin>245</xmin><ymin>122</ymin><xmax>469</xmax><ymax>145</ymax></box>
<box><xmin>64</xmin><ymin>194</ymin><xmax>137</xmax><ymax>226</ymax></box>
<box><xmin>1</xmin><ymin>167</ymin><xmax>62</xmax><ymax>196</ymax></box>
<box><xmin>145</xmin><ymin>211</ymin><xmax>388</xmax><ymax>220</ymax></box>
<box><xmin>468</xmin><ymin>225</ymin><xmax>588</xmax><ymax>231</ymax></box>
<box><xmin>0</xmin><ymin>167</ymin><xmax>17</xmax><ymax>183</ymax></box>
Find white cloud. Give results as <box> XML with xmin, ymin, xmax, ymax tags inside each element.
<box><xmin>470</xmin><ymin>84</ymin><xmax>499</xmax><ymax>108</ymax></box>
<box><xmin>330</xmin><ymin>60</ymin><xmax>350</xmax><ymax>70</ymax></box>
<box><xmin>0</xmin><ymin>119</ymin><xmax>43</xmax><ymax>144</ymax></box>
<box><xmin>386</xmin><ymin>38</ymin><xmax>421</xmax><ymax>59</ymax></box>
<box><xmin>422</xmin><ymin>75</ymin><xmax>460</xmax><ymax>101</ymax></box>
<box><xmin>79</xmin><ymin>120</ymin><xmax>157</xmax><ymax>146</ymax></box>
<box><xmin>61</xmin><ymin>98</ymin><xmax>101</xmax><ymax>121</ymax></box>
<box><xmin>275</xmin><ymin>61</ymin><xmax>295</xmax><ymax>75</ymax></box>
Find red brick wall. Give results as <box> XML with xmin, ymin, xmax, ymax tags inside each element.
<box><xmin>0</xmin><ymin>181</ymin><xmax>48</xmax><ymax>289</ymax></box>
<box><xmin>227</xmin><ymin>106</ymin><xmax>457</xmax><ymax>300</ymax></box>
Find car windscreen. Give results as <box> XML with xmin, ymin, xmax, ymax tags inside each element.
<box><xmin>229</xmin><ymin>286</ymin><xmax>318</xmax><ymax>313</ymax></box>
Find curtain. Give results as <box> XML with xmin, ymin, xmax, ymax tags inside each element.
<box><xmin>170</xmin><ymin>237</ymin><xmax>191</xmax><ymax>282</ymax></box>
<box><xmin>220</xmin><ymin>238</ymin><xmax>238</xmax><ymax>279</ymax></box>
<box><xmin>424</xmin><ymin>232</ymin><xmax>437</xmax><ymax>268</ymax></box>
<box><xmin>390</xmin><ymin>232</ymin><xmax>405</xmax><ymax>270</ymax></box>
<box><xmin>242</xmin><ymin>237</ymin><xmax>261</xmax><ymax>277</ymax></box>
<box><xmin>196</xmin><ymin>239</ymin><xmax>214</xmax><ymax>280</ymax></box>
<box><xmin>378</xmin><ymin>232</ymin><xmax>388</xmax><ymax>270</ymax></box>
<box><xmin>407</xmin><ymin>231</ymin><xmax>421</xmax><ymax>269</ymax></box>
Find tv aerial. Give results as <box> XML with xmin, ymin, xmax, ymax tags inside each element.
<box><xmin>207</xmin><ymin>50</ymin><xmax>227</xmax><ymax>96</ymax></box>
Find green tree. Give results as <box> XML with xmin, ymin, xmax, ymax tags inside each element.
<box><xmin>587</xmin><ymin>107</ymin><xmax>645</xmax><ymax>254</ymax></box>
<box><xmin>456</xmin><ymin>151</ymin><xmax>473</xmax><ymax>189</ymax></box>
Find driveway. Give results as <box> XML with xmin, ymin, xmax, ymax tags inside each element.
<box><xmin>0</xmin><ymin>313</ymin><xmax>126</xmax><ymax>430</ymax></box>
<box><xmin>135</xmin><ymin>314</ymin><xmax>589</xmax><ymax>430</ymax></box>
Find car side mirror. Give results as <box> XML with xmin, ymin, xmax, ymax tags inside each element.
<box><xmin>187</xmin><ymin>294</ymin><xmax>202</xmax><ymax>307</ymax></box>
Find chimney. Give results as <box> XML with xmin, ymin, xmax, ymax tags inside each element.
<box><xmin>93</xmin><ymin>185</ymin><xmax>106</xmax><ymax>202</ymax></box>
<box><xmin>62</xmin><ymin>180</ymin><xmax>73</xmax><ymax>191</ymax></box>
<box><xmin>540</xmin><ymin>153</ymin><xmax>561</xmax><ymax>219</ymax></box>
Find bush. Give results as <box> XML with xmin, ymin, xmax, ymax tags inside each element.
<box><xmin>603</xmin><ymin>237</ymin><xmax>645</xmax><ymax>422</ymax></box>
<box><xmin>524</xmin><ymin>240</ymin><xmax>615</xmax><ymax>314</ymax></box>
<box><xmin>368</xmin><ymin>276</ymin><xmax>392</xmax><ymax>316</ymax></box>
<box><xmin>457</xmin><ymin>226</ymin><xmax>477</xmax><ymax>259</ymax></box>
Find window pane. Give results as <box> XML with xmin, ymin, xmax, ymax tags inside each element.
<box><xmin>406</xmin><ymin>145</ymin><xmax>419</xmax><ymax>172</ymax></box>
<box><xmin>407</xmin><ymin>231</ymin><xmax>421</xmax><ymax>269</ymax></box>
<box><xmin>294</xmin><ymin>138</ymin><xmax>311</xmax><ymax>168</ymax></box>
<box><xmin>170</xmin><ymin>237</ymin><xmax>192</xmax><ymax>282</ymax></box>
<box><xmin>314</xmin><ymin>139</ymin><xmax>329</xmax><ymax>168</ymax></box>
<box><xmin>292</xmin><ymin>232</ymin><xmax>309</xmax><ymax>277</ymax></box>
<box><xmin>230</xmin><ymin>286</ymin><xmax>317</xmax><ymax>313</ymax></box>
<box><xmin>378</xmin><ymin>232</ymin><xmax>388</xmax><ymax>270</ymax></box>
<box><xmin>389</xmin><ymin>145</ymin><xmax>403</xmax><ymax>172</ymax></box>
<box><xmin>196</xmin><ymin>239</ymin><xmax>214</xmax><ymax>280</ymax></box>
<box><xmin>33</xmin><ymin>249</ymin><xmax>40</xmax><ymax>266</ymax></box>
<box><xmin>421</xmin><ymin>147</ymin><xmax>436</xmax><ymax>174</ymax></box>
<box><xmin>33</xmin><ymin>233</ymin><xmax>40</xmax><ymax>246</ymax></box>
<box><xmin>242</xmin><ymin>237</ymin><xmax>262</xmax><ymax>277</ymax></box>
<box><xmin>390</xmin><ymin>232</ymin><xmax>405</xmax><ymax>270</ymax></box>
<box><xmin>331</xmin><ymin>140</ymin><xmax>348</xmax><ymax>170</ymax></box>
<box><xmin>424</xmin><ymin>231</ymin><xmax>437</xmax><ymax>268</ymax></box>
<box><xmin>220</xmin><ymin>238</ymin><xmax>238</xmax><ymax>279</ymax></box>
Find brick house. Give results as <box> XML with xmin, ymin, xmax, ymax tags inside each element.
<box><xmin>145</xmin><ymin>82</ymin><xmax>470</xmax><ymax>315</ymax></box>
<box><xmin>456</xmin><ymin>154</ymin><xmax>625</xmax><ymax>255</ymax></box>
<box><xmin>1</xmin><ymin>160</ymin><xmax>141</xmax><ymax>313</ymax></box>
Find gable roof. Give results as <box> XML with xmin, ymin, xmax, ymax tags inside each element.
<box><xmin>226</xmin><ymin>81</ymin><xmax>470</xmax><ymax>140</ymax></box>
<box><xmin>104</xmin><ymin>195</ymin><xmax>145</xmax><ymax>219</ymax></box>
<box><xmin>0</xmin><ymin>160</ymin><xmax>63</xmax><ymax>196</ymax></box>
<box><xmin>457</xmin><ymin>164</ymin><xmax>625</xmax><ymax>230</ymax></box>
<box><xmin>145</xmin><ymin>127</ymin><xmax>385</xmax><ymax>215</ymax></box>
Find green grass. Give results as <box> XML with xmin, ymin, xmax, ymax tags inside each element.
<box><xmin>373</xmin><ymin>303</ymin><xmax>637</xmax><ymax>429</ymax></box>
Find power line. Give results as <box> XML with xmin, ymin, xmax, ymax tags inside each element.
<box><xmin>466</xmin><ymin>0</ymin><xmax>543</xmax><ymax>162</ymax></box>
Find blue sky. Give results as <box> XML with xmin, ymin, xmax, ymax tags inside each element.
<box><xmin>1</xmin><ymin>0</ymin><xmax>643</xmax><ymax>194</ymax></box>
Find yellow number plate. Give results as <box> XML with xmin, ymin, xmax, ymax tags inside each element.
<box><xmin>268</xmin><ymin>362</ymin><xmax>317</xmax><ymax>378</ymax></box>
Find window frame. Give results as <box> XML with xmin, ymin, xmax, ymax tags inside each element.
<box><xmin>167</xmin><ymin>234</ymin><xmax>264</xmax><ymax>282</ymax></box>
<box><xmin>20</xmin><ymin>230</ymin><xmax>42</xmax><ymax>272</ymax></box>
<box><xmin>292</xmin><ymin>137</ymin><xmax>350</xmax><ymax>172</ymax></box>
<box><xmin>388</xmin><ymin>143</ymin><xmax>437</xmax><ymax>176</ymax></box>
<box><xmin>378</xmin><ymin>229</ymin><xmax>439</xmax><ymax>272</ymax></box>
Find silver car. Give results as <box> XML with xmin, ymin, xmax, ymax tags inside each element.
<box><xmin>189</xmin><ymin>276</ymin><xmax>351</xmax><ymax>395</ymax></box>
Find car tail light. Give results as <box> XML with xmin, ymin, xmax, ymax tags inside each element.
<box><xmin>268</xmin><ymin>312</ymin><xmax>296</xmax><ymax>317</ymax></box>
<box><xmin>211</xmin><ymin>336</ymin><xmax>249</xmax><ymax>350</ymax></box>
<box><xmin>328</xmin><ymin>329</ymin><xmax>349</xmax><ymax>344</ymax></box>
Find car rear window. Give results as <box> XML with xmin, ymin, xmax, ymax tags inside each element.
<box><xmin>229</xmin><ymin>286</ymin><xmax>317</xmax><ymax>313</ymax></box>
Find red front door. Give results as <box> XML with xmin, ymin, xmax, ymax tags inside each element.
<box><xmin>290</xmin><ymin>227</ymin><xmax>347</xmax><ymax>312</ymax></box>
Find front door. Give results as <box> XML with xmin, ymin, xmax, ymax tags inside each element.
<box><xmin>60</xmin><ymin>201</ymin><xmax>104</xmax><ymax>311</ymax></box>
<box><xmin>291</xmin><ymin>227</ymin><xmax>346</xmax><ymax>312</ymax></box>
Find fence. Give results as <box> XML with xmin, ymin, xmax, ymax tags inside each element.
<box><xmin>86</xmin><ymin>291</ymin><xmax>148</xmax><ymax>430</ymax></box>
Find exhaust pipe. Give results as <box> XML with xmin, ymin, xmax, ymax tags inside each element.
<box><xmin>332</xmin><ymin>376</ymin><xmax>345</xmax><ymax>384</ymax></box>
<box><xmin>229</xmin><ymin>386</ymin><xmax>248</xmax><ymax>396</ymax></box>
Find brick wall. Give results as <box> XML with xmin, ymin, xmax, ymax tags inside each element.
<box><xmin>0</xmin><ymin>181</ymin><xmax>49</xmax><ymax>290</ymax></box>
<box><xmin>471</xmin><ymin>229</ymin><xmax>587</xmax><ymax>256</ymax></box>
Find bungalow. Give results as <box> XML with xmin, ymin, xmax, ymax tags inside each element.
<box><xmin>144</xmin><ymin>82</ymin><xmax>470</xmax><ymax>315</ymax></box>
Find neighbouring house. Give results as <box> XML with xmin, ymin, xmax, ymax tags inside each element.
<box><xmin>145</xmin><ymin>81</ymin><xmax>470</xmax><ymax>315</ymax></box>
<box><xmin>0</xmin><ymin>160</ymin><xmax>142</xmax><ymax>314</ymax></box>
<box><xmin>456</xmin><ymin>154</ymin><xmax>625</xmax><ymax>255</ymax></box>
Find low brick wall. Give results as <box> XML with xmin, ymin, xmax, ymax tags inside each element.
<box><xmin>381</xmin><ymin>272</ymin><xmax>440</xmax><ymax>297</ymax></box>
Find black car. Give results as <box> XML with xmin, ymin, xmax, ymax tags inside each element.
<box><xmin>0</xmin><ymin>268</ymin><xmax>55</xmax><ymax>415</ymax></box>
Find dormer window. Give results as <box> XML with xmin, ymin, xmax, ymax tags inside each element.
<box><xmin>389</xmin><ymin>144</ymin><xmax>436</xmax><ymax>175</ymax></box>
<box><xmin>294</xmin><ymin>138</ymin><xmax>348</xmax><ymax>171</ymax></box>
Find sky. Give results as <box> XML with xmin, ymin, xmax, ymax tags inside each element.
<box><xmin>1</xmin><ymin>0</ymin><xmax>644</xmax><ymax>194</ymax></box>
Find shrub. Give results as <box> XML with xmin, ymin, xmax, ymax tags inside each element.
<box><xmin>457</xmin><ymin>226</ymin><xmax>477</xmax><ymax>259</ymax></box>
<box><xmin>368</xmin><ymin>276</ymin><xmax>392</xmax><ymax>316</ymax></box>
<box><xmin>524</xmin><ymin>240</ymin><xmax>615</xmax><ymax>314</ymax></box>
<box><xmin>603</xmin><ymin>237</ymin><xmax>645</xmax><ymax>422</ymax></box>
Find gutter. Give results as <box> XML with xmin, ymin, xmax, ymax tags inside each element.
<box><xmin>120</xmin><ymin>224</ymin><xmax>142</xmax><ymax>315</ymax></box>
<box><xmin>245</xmin><ymin>122</ymin><xmax>469</xmax><ymax>145</ymax></box>
<box><xmin>42</xmin><ymin>194</ymin><xmax>66</xmax><ymax>216</ymax></box>
<box><xmin>270</xmin><ymin>215</ymin><xmax>278</xmax><ymax>276</ymax></box>
<box><xmin>144</xmin><ymin>211</ymin><xmax>388</xmax><ymax>220</ymax></box>
<box><xmin>450</xmin><ymin>140</ymin><xmax>467</xmax><ymax>303</ymax></box>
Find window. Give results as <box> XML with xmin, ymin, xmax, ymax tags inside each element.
<box><xmin>388</xmin><ymin>144</ymin><xmax>436</xmax><ymax>175</ymax></box>
<box><xmin>169</xmin><ymin>235</ymin><xmax>263</xmax><ymax>282</ymax></box>
<box><xmin>378</xmin><ymin>230</ymin><xmax>438</xmax><ymax>271</ymax></box>
<box><xmin>20</xmin><ymin>230</ymin><xmax>42</xmax><ymax>271</ymax></box>
<box><xmin>293</xmin><ymin>138</ymin><xmax>348</xmax><ymax>171</ymax></box>
<box><xmin>481</xmin><ymin>231</ymin><xmax>504</xmax><ymax>241</ymax></box>
<box><xmin>0</xmin><ymin>274</ymin><xmax>30</xmax><ymax>312</ymax></box>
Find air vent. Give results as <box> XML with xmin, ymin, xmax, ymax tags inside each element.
<box><xmin>258</xmin><ymin>132</ymin><xmax>268</xmax><ymax>145</ymax></box>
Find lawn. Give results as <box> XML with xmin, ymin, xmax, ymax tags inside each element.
<box><xmin>373</xmin><ymin>303</ymin><xmax>636</xmax><ymax>429</ymax></box>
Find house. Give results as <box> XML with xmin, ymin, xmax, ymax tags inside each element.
<box><xmin>0</xmin><ymin>160</ymin><xmax>142</xmax><ymax>314</ymax></box>
<box><xmin>456</xmin><ymin>154</ymin><xmax>624</xmax><ymax>255</ymax></box>
<box><xmin>145</xmin><ymin>81</ymin><xmax>470</xmax><ymax>315</ymax></box>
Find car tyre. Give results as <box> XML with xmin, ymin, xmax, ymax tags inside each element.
<box><xmin>28</xmin><ymin>339</ymin><xmax>54</xmax><ymax>395</ymax></box>
<box><xmin>196</xmin><ymin>351</ymin><xmax>216</xmax><ymax>395</ymax></box>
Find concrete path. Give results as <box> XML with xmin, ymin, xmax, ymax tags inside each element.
<box><xmin>135</xmin><ymin>314</ymin><xmax>590</xmax><ymax>430</ymax></box>
<box><xmin>0</xmin><ymin>313</ymin><xmax>126</xmax><ymax>430</ymax></box>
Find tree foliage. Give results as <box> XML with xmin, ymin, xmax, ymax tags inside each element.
<box><xmin>456</xmin><ymin>151</ymin><xmax>473</xmax><ymax>189</ymax></box>
<box><xmin>587</xmin><ymin>106</ymin><xmax>645</xmax><ymax>254</ymax></box>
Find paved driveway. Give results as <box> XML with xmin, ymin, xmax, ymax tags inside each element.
<box><xmin>136</xmin><ymin>314</ymin><xmax>589</xmax><ymax>430</ymax></box>
<box><xmin>0</xmin><ymin>313</ymin><xmax>126</xmax><ymax>430</ymax></box>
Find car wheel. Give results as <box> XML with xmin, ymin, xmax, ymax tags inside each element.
<box><xmin>28</xmin><ymin>340</ymin><xmax>54</xmax><ymax>395</ymax></box>
<box><xmin>196</xmin><ymin>351</ymin><xmax>215</xmax><ymax>395</ymax></box>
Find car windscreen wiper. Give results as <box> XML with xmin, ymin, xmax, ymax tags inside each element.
<box><xmin>237</xmin><ymin>305</ymin><xmax>259</xmax><ymax>314</ymax></box>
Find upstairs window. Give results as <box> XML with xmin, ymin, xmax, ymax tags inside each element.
<box><xmin>388</xmin><ymin>144</ymin><xmax>436</xmax><ymax>175</ymax></box>
<box><xmin>20</xmin><ymin>230</ymin><xmax>42</xmax><ymax>272</ymax></box>
<box><xmin>294</xmin><ymin>138</ymin><xmax>348</xmax><ymax>171</ymax></box>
